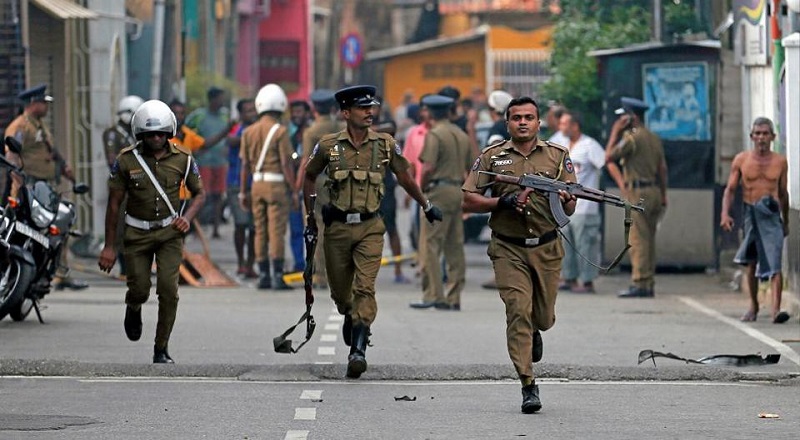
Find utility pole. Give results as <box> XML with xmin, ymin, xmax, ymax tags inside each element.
<box><xmin>653</xmin><ymin>0</ymin><xmax>662</xmax><ymax>42</ymax></box>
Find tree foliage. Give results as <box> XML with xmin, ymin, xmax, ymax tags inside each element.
<box><xmin>541</xmin><ymin>1</ymin><xmax>651</xmax><ymax>137</ymax></box>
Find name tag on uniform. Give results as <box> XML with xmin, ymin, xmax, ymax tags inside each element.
<box><xmin>525</xmin><ymin>237</ymin><xmax>540</xmax><ymax>246</ymax></box>
<box><xmin>346</xmin><ymin>213</ymin><xmax>362</xmax><ymax>224</ymax></box>
<box><xmin>130</xmin><ymin>169</ymin><xmax>145</xmax><ymax>180</ymax></box>
<box><xmin>492</xmin><ymin>159</ymin><xmax>513</xmax><ymax>166</ymax></box>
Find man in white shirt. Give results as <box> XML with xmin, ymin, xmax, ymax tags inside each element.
<box><xmin>545</xmin><ymin>104</ymin><xmax>568</xmax><ymax>147</ymax></box>
<box><xmin>557</xmin><ymin>111</ymin><xmax>606</xmax><ymax>293</ymax></box>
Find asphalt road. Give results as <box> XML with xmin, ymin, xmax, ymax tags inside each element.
<box><xmin>1</xmin><ymin>213</ymin><xmax>799</xmax><ymax>438</ymax></box>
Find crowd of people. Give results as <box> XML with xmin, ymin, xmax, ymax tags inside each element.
<box><xmin>5</xmin><ymin>79</ymin><xmax>789</xmax><ymax>414</ymax></box>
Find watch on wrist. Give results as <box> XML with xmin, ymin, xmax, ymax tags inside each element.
<box><xmin>423</xmin><ymin>200</ymin><xmax>433</xmax><ymax>212</ymax></box>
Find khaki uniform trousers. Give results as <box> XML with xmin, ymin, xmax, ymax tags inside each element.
<box><xmin>123</xmin><ymin>225</ymin><xmax>185</xmax><ymax>350</ymax></box>
<box><xmin>419</xmin><ymin>185</ymin><xmax>465</xmax><ymax>305</ymax></box>
<box><xmin>324</xmin><ymin>216</ymin><xmax>385</xmax><ymax>326</ymax></box>
<box><xmin>251</xmin><ymin>181</ymin><xmax>289</xmax><ymax>261</ymax></box>
<box><xmin>488</xmin><ymin>237</ymin><xmax>562</xmax><ymax>381</ymax></box>
<box><xmin>627</xmin><ymin>186</ymin><xmax>663</xmax><ymax>290</ymax></box>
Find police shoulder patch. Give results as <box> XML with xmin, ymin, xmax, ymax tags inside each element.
<box><xmin>109</xmin><ymin>159</ymin><xmax>120</xmax><ymax>176</ymax></box>
<box><xmin>564</xmin><ymin>156</ymin><xmax>575</xmax><ymax>174</ymax></box>
<box><xmin>470</xmin><ymin>157</ymin><xmax>481</xmax><ymax>171</ymax></box>
<box><xmin>191</xmin><ymin>157</ymin><xmax>201</xmax><ymax>177</ymax></box>
<box><xmin>310</xmin><ymin>143</ymin><xmax>320</xmax><ymax>159</ymax></box>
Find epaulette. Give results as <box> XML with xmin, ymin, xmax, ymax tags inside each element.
<box><xmin>544</xmin><ymin>140</ymin><xmax>568</xmax><ymax>151</ymax></box>
<box><xmin>375</xmin><ymin>131</ymin><xmax>395</xmax><ymax>141</ymax></box>
<box><xmin>319</xmin><ymin>132</ymin><xmax>339</xmax><ymax>145</ymax></box>
<box><xmin>481</xmin><ymin>139</ymin><xmax>508</xmax><ymax>154</ymax></box>
<box><xmin>117</xmin><ymin>144</ymin><xmax>137</xmax><ymax>157</ymax></box>
<box><xmin>173</xmin><ymin>142</ymin><xmax>191</xmax><ymax>155</ymax></box>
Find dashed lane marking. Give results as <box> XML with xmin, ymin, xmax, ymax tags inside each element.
<box><xmin>678</xmin><ymin>296</ymin><xmax>800</xmax><ymax>366</ymax></box>
<box><xmin>300</xmin><ymin>390</ymin><xmax>323</xmax><ymax>400</ymax></box>
<box><xmin>317</xmin><ymin>346</ymin><xmax>336</xmax><ymax>356</ymax></box>
<box><xmin>328</xmin><ymin>314</ymin><xmax>344</xmax><ymax>322</ymax></box>
<box><xmin>294</xmin><ymin>408</ymin><xmax>317</xmax><ymax>420</ymax></box>
<box><xmin>320</xmin><ymin>334</ymin><xmax>337</xmax><ymax>342</ymax></box>
<box><xmin>284</xmin><ymin>430</ymin><xmax>309</xmax><ymax>440</ymax></box>
<box><xmin>324</xmin><ymin>323</ymin><xmax>340</xmax><ymax>331</ymax></box>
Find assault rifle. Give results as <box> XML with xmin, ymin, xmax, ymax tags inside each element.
<box><xmin>477</xmin><ymin>171</ymin><xmax>645</xmax><ymax>271</ymax></box>
<box><xmin>477</xmin><ymin>171</ymin><xmax>644</xmax><ymax>227</ymax></box>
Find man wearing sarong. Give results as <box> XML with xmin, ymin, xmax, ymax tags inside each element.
<box><xmin>720</xmin><ymin>117</ymin><xmax>790</xmax><ymax>324</ymax></box>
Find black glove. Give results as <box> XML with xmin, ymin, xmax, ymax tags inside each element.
<box><xmin>423</xmin><ymin>201</ymin><xmax>443</xmax><ymax>223</ymax></box>
<box><xmin>496</xmin><ymin>193</ymin><xmax>518</xmax><ymax>211</ymax></box>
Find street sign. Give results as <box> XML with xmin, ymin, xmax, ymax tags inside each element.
<box><xmin>340</xmin><ymin>32</ymin><xmax>364</xmax><ymax>69</ymax></box>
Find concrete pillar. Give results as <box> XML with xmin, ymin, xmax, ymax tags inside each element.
<box><xmin>784</xmin><ymin>32</ymin><xmax>800</xmax><ymax>208</ymax></box>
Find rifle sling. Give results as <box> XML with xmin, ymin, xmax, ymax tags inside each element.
<box><xmin>557</xmin><ymin>200</ymin><xmax>634</xmax><ymax>274</ymax></box>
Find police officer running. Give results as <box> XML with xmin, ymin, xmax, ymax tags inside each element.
<box><xmin>303</xmin><ymin>85</ymin><xmax>443</xmax><ymax>379</ymax></box>
<box><xmin>98</xmin><ymin>99</ymin><xmax>206</xmax><ymax>364</ymax></box>
<box><xmin>463</xmin><ymin>97</ymin><xmax>576</xmax><ymax>413</ymax></box>
<box><xmin>239</xmin><ymin>84</ymin><xmax>298</xmax><ymax>290</ymax></box>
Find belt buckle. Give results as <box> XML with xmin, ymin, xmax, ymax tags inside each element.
<box><xmin>525</xmin><ymin>237</ymin><xmax>540</xmax><ymax>246</ymax></box>
<box><xmin>345</xmin><ymin>213</ymin><xmax>361</xmax><ymax>224</ymax></box>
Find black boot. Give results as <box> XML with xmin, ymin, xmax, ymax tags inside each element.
<box><xmin>346</xmin><ymin>323</ymin><xmax>370</xmax><ymax>379</ymax></box>
<box><xmin>342</xmin><ymin>313</ymin><xmax>352</xmax><ymax>347</ymax></box>
<box><xmin>521</xmin><ymin>383</ymin><xmax>542</xmax><ymax>413</ymax></box>
<box><xmin>257</xmin><ymin>260</ymin><xmax>271</xmax><ymax>289</ymax></box>
<box><xmin>153</xmin><ymin>346</ymin><xmax>174</xmax><ymax>364</ymax></box>
<box><xmin>272</xmin><ymin>259</ymin><xmax>293</xmax><ymax>290</ymax></box>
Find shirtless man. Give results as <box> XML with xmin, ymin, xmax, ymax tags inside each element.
<box><xmin>720</xmin><ymin>117</ymin><xmax>790</xmax><ymax>324</ymax></box>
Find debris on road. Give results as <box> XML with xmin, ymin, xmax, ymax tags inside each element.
<box><xmin>638</xmin><ymin>350</ymin><xmax>780</xmax><ymax>367</ymax></box>
<box><xmin>394</xmin><ymin>395</ymin><xmax>417</xmax><ymax>401</ymax></box>
<box><xmin>758</xmin><ymin>413</ymin><xmax>780</xmax><ymax>419</ymax></box>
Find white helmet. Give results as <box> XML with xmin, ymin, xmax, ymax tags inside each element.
<box><xmin>488</xmin><ymin>90</ymin><xmax>513</xmax><ymax>114</ymax></box>
<box><xmin>118</xmin><ymin>95</ymin><xmax>144</xmax><ymax>125</ymax></box>
<box><xmin>255</xmin><ymin>83</ymin><xmax>288</xmax><ymax>114</ymax></box>
<box><xmin>131</xmin><ymin>99</ymin><xmax>177</xmax><ymax>138</ymax></box>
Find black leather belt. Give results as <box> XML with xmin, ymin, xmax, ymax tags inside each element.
<box><xmin>626</xmin><ymin>180</ymin><xmax>655</xmax><ymax>189</ymax></box>
<box><xmin>494</xmin><ymin>230</ymin><xmax>558</xmax><ymax>248</ymax></box>
<box><xmin>326</xmin><ymin>207</ymin><xmax>379</xmax><ymax>225</ymax></box>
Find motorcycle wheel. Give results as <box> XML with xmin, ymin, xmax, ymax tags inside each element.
<box><xmin>10</xmin><ymin>298</ymin><xmax>34</xmax><ymax>321</ymax></box>
<box><xmin>0</xmin><ymin>260</ymin><xmax>34</xmax><ymax>321</ymax></box>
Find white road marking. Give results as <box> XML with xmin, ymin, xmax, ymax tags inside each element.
<box><xmin>328</xmin><ymin>314</ymin><xmax>344</xmax><ymax>322</ymax></box>
<box><xmin>324</xmin><ymin>323</ymin><xmax>340</xmax><ymax>331</ymax></box>
<box><xmin>300</xmin><ymin>390</ymin><xmax>323</xmax><ymax>400</ymax></box>
<box><xmin>284</xmin><ymin>430</ymin><xmax>309</xmax><ymax>440</ymax></box>
<box><xmin>313</xmin><ymin>361</ymin><xmax>333</xmax><ymax>365</ymax></box>
<box><xmin>678</xmin><ymin>296</ymin><xmax>800</xmax><ymax>366</ymax></box>
<box><xmin>294</xmin><ymin>407</ymin><xmax>317</xmax><ymax>420</ymax></box>
<box><xmin>317</xmin><ymin>346</ymin><xmax>336</xmax><ymax>356</ymax></box>
<box><xmin>71</xmin><ymin>378</ymin><xmax>761</xmax><ymax>386</ymax></box>
<box><xmin>320</xmin><ymin>333</ymin><xmax>337</xmax><ymax>342</ymax></box>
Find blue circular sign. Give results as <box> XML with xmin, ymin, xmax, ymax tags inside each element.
<box><xmin>340</xmin><ymin>33</ymin><xmax>364</xmax><ymax>68</ymax></box>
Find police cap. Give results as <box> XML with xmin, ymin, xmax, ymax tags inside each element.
<box><xmin>614</xmin><ymin>96</ymin><xmax>649</xmax><ymax>115</ymax></box>
<box><xmin>421</xmin><ymin>94</ymin><xmax>454</xmax><ymax>110</ymax></box>
<box><xmin>437</xmin><ymin>85</ymin><xmax>461</xmax><ymax>100</ymax></box>
<box><xmin>310</xmin><ymin>89</ymin><xmax>336</xmax><ymax>106</ymax></box>
<box><xmin>17</xmin><ymin>84</ymin><xmax>53</xmax><ymax>103</ymax></box>
<box><xmin>335</xmin><ymin>85</ymin><xmax>380</xmax><ymax>109</ymax></box>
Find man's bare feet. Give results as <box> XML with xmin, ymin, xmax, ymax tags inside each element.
<box><xmin>740</xmin><ymin>310</ymin><xmax>757</xmax><ymax>322</ymax></box>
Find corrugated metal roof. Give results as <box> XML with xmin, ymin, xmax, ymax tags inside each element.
<box><xmin>365</xmin><ymin>25</ymin><xmax>489</xmax><ymax>61</ymax></box>
<box><xmin>31</xmin><ymin>0</ymin><xmax>98</xmax><ymax>20</ymax></box>
<box><xmin>588</xmin><ymin>40</ymin><xmax>721</xmax><ymax>57</ymax></box>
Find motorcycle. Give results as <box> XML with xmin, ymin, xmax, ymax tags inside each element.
<box><xmin>0</xmin><ymin>136</ymin><xmax>89</xmax><ymax>322</ymax></box>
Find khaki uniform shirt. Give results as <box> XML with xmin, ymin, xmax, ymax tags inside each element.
<box><xmin>302</xmin><ymin>116</ymin><xmax>342</xmax><ymax>205</ymax></box>
<box><xmin>102</xmin><ymin>122</ymin><xmax>136</xmax><ymax>168</ymax></box>
<box><xmin>463</xmin><ymin>139</ymin><xmax>576</xmax><ymax>238</ymax></box>
<box><xmin>608</xmin><ymin>126</ymin><xmax>664</xmax><ymax>184</ymax></box>
<box><xmin>419</xmin><ymin>120</ymin><xmax>473</xmax><ymax>187</ymax></box>
<box><xmin>305</xmin><ymin>128</ymin><xmax>410</xmax><ymax>213</ymax></box>
<box><xmin>4</xmin><ymin>112</ymin><xmax>58</xmax><ymax>180</ymax></box>
<box><xmin>240</xmin><ymin>115</ymin><xmax>294</xmax><ymax>179</ymax></box>
<box><xmin>108</xmin><ymin>142</ymin><xmax>202</xmax><ymax>222</ymax></box>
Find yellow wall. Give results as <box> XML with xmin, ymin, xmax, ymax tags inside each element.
<box><xmin>383</xmin><ymin>40</ymin><xmax>486</xmax><ymax>111</ymax></box>
<box><xmin>488</xmin><ymin>25</ymin><xmax>553</xmax><ymax>50</ymax></box>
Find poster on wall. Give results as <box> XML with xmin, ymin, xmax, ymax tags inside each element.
<box><xmin>733</xmin><ymin>0</ymin><xmax>769</xmax><ymax>66</ymax></box>
<box><xmin>642</xmin><ymin>62</ymin><xmax>711</xmax><ymax>142</ymax></box>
